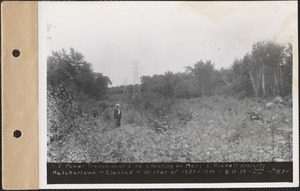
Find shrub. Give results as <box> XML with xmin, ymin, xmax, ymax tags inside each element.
<box><xmin>102</xmin><ymin>108</ymin><xmax>112</xmax><ymax>121</ymax></box>
<box><xmin>143</xmin><ymin>100</ymin><xmax>153</xmax><ymax>111</ymax></box>
<box><xmin>47</xmin><ymin>85</ymin><xmax>79</xmax><ymax>142</ymax></box>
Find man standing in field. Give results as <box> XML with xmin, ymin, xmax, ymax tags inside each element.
<box><xmin>114</xmin><ymin>104</ymin><xmax>122</xmax><ymax>127</ymax></box>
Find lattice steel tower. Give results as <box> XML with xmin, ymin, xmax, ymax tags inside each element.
<box><xmin>123</xmin><ymin>78</ymin><xmax>128</xmax><ymax>95</ymax></box>
<box><xmin>132</xmin><ymin>61</ymin><xmax>141</xmax><ymax>98</ymax></box>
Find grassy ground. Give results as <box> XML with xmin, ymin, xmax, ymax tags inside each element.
<box><xmin>48</xmin><ymin>95</ymin><xmax>293</xmax><ymax>163</ymax></box>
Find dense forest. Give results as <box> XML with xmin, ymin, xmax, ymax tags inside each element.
<box><xmin>47</xmin><ymin>39</ymin><xmax>293</xmax><ymax>162</ymax></box>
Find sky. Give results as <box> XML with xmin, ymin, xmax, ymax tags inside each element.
<box><xmin>39</xmin><ymin>1</ymin><xmax>297</xmax><ymax>86</ymax></box>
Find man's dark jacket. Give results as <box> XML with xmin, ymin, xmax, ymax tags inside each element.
<box><xmin>114</xmin><ymin>109</ymin><xmax>122</xmax><ymax>119</ymax></box>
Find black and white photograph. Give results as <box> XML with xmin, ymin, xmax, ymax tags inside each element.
<box><xmin>39</xmin><ymin>1</ymin><xmax>298</xmax><ymax>188</ymax></box>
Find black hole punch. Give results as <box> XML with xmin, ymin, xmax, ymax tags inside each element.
<box><xmin>12</xmin><ymin>49</ymin><xmax>21</xmax><ymax>57</ymax></box>
<box><xmin>13</xmin><ymin>130</ymin><xmax>22</xmax><ymax>138</ymax></box>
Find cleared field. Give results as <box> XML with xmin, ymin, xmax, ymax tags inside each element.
<box><xmin>48</xmin><ymin>95</ymin><xmax>293</xmax><ymax>163</ymax></box>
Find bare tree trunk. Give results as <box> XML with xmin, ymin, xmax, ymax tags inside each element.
<box><xmin>258</xmin><ymin>66</ymin><xmax>261</xmax><ymax>95</ymax></box>
<box><xmin>261</xmin><ymin>62</ymin><xmax>266</xmax><ymax>97</ymax></box>
<box><xmin>249</xmin><ymin>70</ymin><xmax>259</xmax><ymax>96</ymax></box>
<box><xmin>279</xmin><ymin>65</ymin><xmax>283</xmax><ymax>93</ymax></box>
<box><xmin>273</xmin><ymin>65</ymin><xmax>280</xmax><ymax>95</ymax></box>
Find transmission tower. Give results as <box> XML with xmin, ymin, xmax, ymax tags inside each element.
<box><xmin>123</xmin><ymin>78</ymin><xmax>128</xmax><ymax>95</ymax></box>
<box><xmin>132</xmin><ymin>61</ymin><xmax>142</xmax><ymax>99</ymax></box>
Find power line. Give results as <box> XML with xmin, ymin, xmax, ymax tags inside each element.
<box><xmin>132</xmin><ymin>60</ymin><xmax>142</xmax><ymax>98</ymax></box>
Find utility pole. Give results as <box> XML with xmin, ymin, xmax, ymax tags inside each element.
<box><xmin>132</xmin><ymin>60</ymin><xmax>142</xmax><ymax>99</ymax></box>
<box><xmin>123</xmin><ymin>78</ymin><xmax>128</xmax><ymax>95</ymax></box>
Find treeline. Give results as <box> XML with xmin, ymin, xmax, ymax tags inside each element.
<box><xmin>48</xmin><ymin>39</ymin><xmax>292</xmax><ymax>100</ymax></box>
<box><xmin>47</xmin><ymin>48</ymin><xmax>113</xmax><ymax>145</ymax></box>
<box><xmin>47</xmin><ymin>48</ymin><xmax>111</xmax><ymax>100</ymax></box>
<box><xmin>138</xmin><ymin>39</ymin><xmax>292</xmax><ymax>98</ymax></box>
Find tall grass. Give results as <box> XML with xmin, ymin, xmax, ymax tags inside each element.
<box><xmin>48</xmin><ymin>93</ymin><xmax>293</xmax><ymax>162</ymax></box>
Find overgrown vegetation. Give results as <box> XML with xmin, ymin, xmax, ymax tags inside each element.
<box><xmin>48</xmin><ymin>93</ymin><xmax>292</xmax><ymax>162</ymax></box>
<box><xmin>47</xmin><ymin>39</ymin><xmax>293</xmax><ymax>162</ymax></box>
